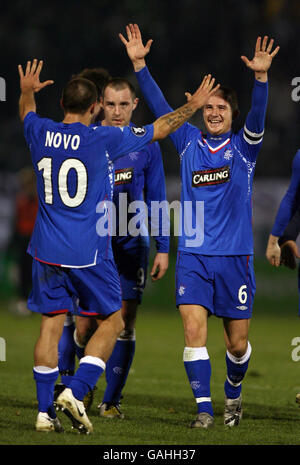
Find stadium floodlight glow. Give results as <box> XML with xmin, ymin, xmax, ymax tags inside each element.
<box><xmin>0</xmin><ymin>77</ymin><xmax>6</xmax><ymax>101</ymax></box>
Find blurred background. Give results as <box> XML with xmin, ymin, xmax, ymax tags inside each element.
<box><xmin>0</xmin><ymin>0</ymin><xmax>299</xmax><ymax>314</ymax></box>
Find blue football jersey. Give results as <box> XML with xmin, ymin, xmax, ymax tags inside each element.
<box><xmin>112</xmin><ymin>139</ymin><xmax>169</xmax><ymax>252</ymax></box>
<box><xmin>23</xmin><ymin>111</ymin><xmax>154</xmax><ymax>267</ymax></box>
<box><xmin>135</xmin><ymin>66</ymin><xmax>268</xmax><ymax>255</ymax></box>
<box><xmin>271</xmin><ymin>149</ymin><xmax>300</xmax><ymax>236</ymax></box>
<box><xmin>94</xmin><ymin>121</ymin><xmax>169</xmax><ymax>252</ymax></box>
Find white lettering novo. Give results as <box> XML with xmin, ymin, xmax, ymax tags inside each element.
<box><xmin>45</xmin><ymin>131</ymin><xmax>80</xmax><ymax>150</ymax></box>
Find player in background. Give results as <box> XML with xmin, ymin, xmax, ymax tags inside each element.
<box><xmin>12</xmin><ymin>167</ymin><xmax>38</xmax><ymax>315</ymax></box>
<box><xmin>278</xmin><ymin>207</ymin><xmax>300</xmax><ymax>269</ymax></box>
<box><xmin>120</xmin><ymin>23</ymin><xmax>279</xmax><ymax>428</ymax></box>
<box><xmin>266</xmin><ymin>149</ymin><xmax>300</xmax><ymax>408</ymax></box>
<box><xmin>80</xmin><ymin>77</ymin><xmax>169</xmax><ymax>418</ymax></box>
<box><xmin>266</xmin><ymin>149</ymin><xmax>300</xmax><ymax>268</ymax></box>
<box><xmin>18</xmin><ymin>58</ymin><xmax>220</xmax><ymax>433</ymax></box>
<box><xmin>55</xmin><ymin>68</ymin><xmax>111</xmax><ymax>404</ymax></box>
<box><xmin>56</xmin><ymin>73</ymin><xmax>169</xmax><ymax>418</ymax></box>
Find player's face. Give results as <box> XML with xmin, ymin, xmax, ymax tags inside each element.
<box><xmin>102</xmin><ymin>86</ymin><xmax>138</xmax><ymax>127</ymax></box>
<box><xmin>203</xmin><ymin>95</ymin><xmax>233</xmax><ymax>136</ymax></box>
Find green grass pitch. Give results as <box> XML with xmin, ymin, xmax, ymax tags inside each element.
<box><xmin>0</xmin><ymin>257</ymin><xmax>300</xmax><ymax>446</ymax></box>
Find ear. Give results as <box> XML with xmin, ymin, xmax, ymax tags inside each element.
<box><xmin>132</xmin><ymin>97</ymin><xmax>139</xmax><ymax>111</ymax></box>
<box><xmin>90</xmin><ymin>102</ymin><xmax>96</xmax><ymax>114</ymax></box>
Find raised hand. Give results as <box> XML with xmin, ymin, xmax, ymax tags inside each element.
<box><xmin>241</xmin><ymin>36</ymin><xmax>279</xmax><ymax>79</ymax></box>
<box><xmin>188</xmin><ymin>74</ymin><xmax>220</xmax><ymax>109</ymax></box>
<box><xmin>119</xmin><ymin>23</ymin><xmax>153</xmax><ymax>71</ymax></box>
<box><xmin>18</xmin><ymin>59</ymin><xmax>54</xmax><ymax>94</ymax></box>
<box><xmin>152</xmin><ymin>74</ymin><xmax>220</xmax><ymax>141</ymax></box>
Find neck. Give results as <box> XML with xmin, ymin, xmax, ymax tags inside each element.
<box><xmin>101</xmin><ymin>119</ymin><xmax>130</xmax><ymax>128</ymax></box>
<box><xmin>62</xmin><ymin>112</ymin><xmax>92</xmax><ymax>126</ymax></box>
<box><xmin>205</xmin><ymin>128</ymin><xmax>232</xmax><ymax>140</ymax></box>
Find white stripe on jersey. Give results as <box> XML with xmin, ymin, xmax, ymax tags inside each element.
<box><xmin>203</xmin><ymin>138</ymin><xmax>230</xmax><ymax>153</ymax></box>
<box><xmin>60</xmin><ymin>249</ymin><xmax>98</xmax><ymax>268</ymax></box>
<box><xmin>180</xmin><ymin>140</ymin><xmax>192</xmax><ymax>162</ymax></box>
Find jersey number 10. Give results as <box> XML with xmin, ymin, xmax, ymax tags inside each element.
<box><xmin>38</xmin><ymin>157</ymin><xmax>87</xmax><ymax>208</ymax></box>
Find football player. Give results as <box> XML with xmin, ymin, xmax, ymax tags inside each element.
<box><xmin>120</xmin><ymin>23</ymin><xmax>279</xmax><ymax>428</ymax></box>
<box><xmin>18</xmin><ymin>58</ymin><xmax>219</xmax><ymax>433</ymax></box>
<box><xmin>266</xmin><ymin>149</ymin><xmax>300</xmax><ymax>268</ymax></box>
<box><xmin>56</xmin><ymin>74</ymin><xmax>169</xmax><ymax>419</ymax></box>
<box><xmin>55</xmin><ymin>68</ymin><xmax>111</xmax><ymax>398</ymax></box>
<box><xmin>96</xmin><ymin>77</ymin><xmax>169</xmax><ymax>418</ymax></box>
<box><xmin>266</xmin><ymin>149</ymin><xmax>300</xmax><ymax>408</ymax></box>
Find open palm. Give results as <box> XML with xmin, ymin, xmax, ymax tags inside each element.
<box><xmin>241</xmin><ymin>36</ymin><xmax>279</xmax><ymax>73</ymax></box>
<box><xmin>18</xmin><ymin>59</ymin><xmax>54</xmax><ymax>94</ymax></box>
<box><xmin>119</xmin><ymin>23</ymin><xmax>153</xmax><ymax>63</ymax></box>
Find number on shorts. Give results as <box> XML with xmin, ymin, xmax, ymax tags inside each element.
<box><xmin>137</xmin><ymin>267</ymin><xmax>145</xmax><ymax>287</ymax></box>
<box><xmin>238</xmin><ymin>285</ymin><xmax>248</xmax><ymax>304</ymax></box>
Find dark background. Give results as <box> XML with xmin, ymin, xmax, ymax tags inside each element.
<box><xmin>1</xmin><ymin>0</ymin><xmax>299</xmax><ymax>176</ymax></box>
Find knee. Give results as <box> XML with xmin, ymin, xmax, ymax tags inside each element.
<box><xmin>39</xmin><ymin>319</ymin><xmax>61</xmax><ymax>346</ymax></box>
<box><xmin>184</xmin><ymin>319</ymin><xmax>206</xmax><ymax>346</ymax></box>
<box><xmin>75</xmin><ymin>326</ymin><xmax>89</xmax><ymax>346</ymax></box>
<box><xmin>76</xmin><ymin>317</ymin><xmax>96</xmax><ymax>346</ymax></box>
<box><xmin>227</xmin><ymin>338</ymin><xmax>249</xmax><ymax>359</ymax></box>
<box><xmin>185</xmin><ymin>321</ymin><xmax>200</xmax><ymax>341</ymax></box>
<box><xmin>117</xmin><ymin>316</ymin><xmax>125</xmax><ymax>336</ymax></box>
<box><xmin>122</xmin><ymin>301</ymin><xmax>137</xmax><ymax>331</ymax></box>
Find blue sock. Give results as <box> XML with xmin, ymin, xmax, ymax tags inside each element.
<box><xmin>33</xmin><ymin>366</ymin><xmax>59</xmax><ymax>418</ymax></box>
<box><xmin>69</xmin><ymin>356</ymin><xmax>105</xmax><ymax>401</ymax></box>
<box><xmin>183</xmin><ymin>347</ymin><xmax>213</xmax><ymax>416</ymax></box>
<box><xmin>73</xmin><ymin>328</ymin><xmax>85</xmax><ymax>361</ymax></box>
<box><xmin>224</xmin><ymin>342</ymin><xmax>252</xmax><ymax>399</ymax></box>
<box><xmin>58</xmin><ymin>315</ymin><xmax>76</xmax><ymax>387</ymax></box>
<box><xmin>103</xmin><ymin>331</ymin><xmax>136</xmax><ymax>404</ymax></box>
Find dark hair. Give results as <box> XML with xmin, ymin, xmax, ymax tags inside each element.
<box><xmin>215</xmin><ymin>86</ymin><xmax>240</xmax><ymax>120</ymax></box>
<box><xmin>74</xmin><ymin>68</ymin><xmax>111</xmax><ymax>101</ymax></box>
<box><xmin>61</xmin><ymin>78</ymin><xmax>98</xmax><ymax>114</ymax></box>
<box><xmin>102</xmin><ymin>77</ymin><xmax>136</xmax><ymax>99</ymax></box>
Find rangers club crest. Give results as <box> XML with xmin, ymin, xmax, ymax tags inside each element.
<box><xmin>224</xmin><ymin>149</ymin><xmax>233</xmax><ymax>160</ymax></box>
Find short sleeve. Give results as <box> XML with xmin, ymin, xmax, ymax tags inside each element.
<box><xmin>23</xmin><ymin>112</ymin><xmax>46</xmax><ymax>148</ymax></box>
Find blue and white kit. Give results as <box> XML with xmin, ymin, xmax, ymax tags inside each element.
<box><xmin>111</xmin><ymin>135</ymin><xmax>169</xmax><ymax>303</ymax></box>
<box><xmin>136</xmin><ymin>66</ymin><xmax>268</xmax><ymax>318</ymax></box>
<box><xmin>23</xmin><ymin>112</ymin><xmax>154</xmax><ymax>314</ymax></box>
<box><xmin>271</xmin><ymin>149</ymin><xmax>300</xmax><ymax>315</ymax></box>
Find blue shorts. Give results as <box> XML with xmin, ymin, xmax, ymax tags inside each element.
<box><xmin>28</xmin><ymin>259</ymin><xmax>122</xmax><ymax>317</ymax></box>
<box><xmin>175</xmin><ymin>252</ymin><xmax>256</xmax><ymax>319</ymax></box>
<box><xmin>113</xmin><ymin>245</ymin><xmax>149</xmax><ymax>304</ymax></box>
